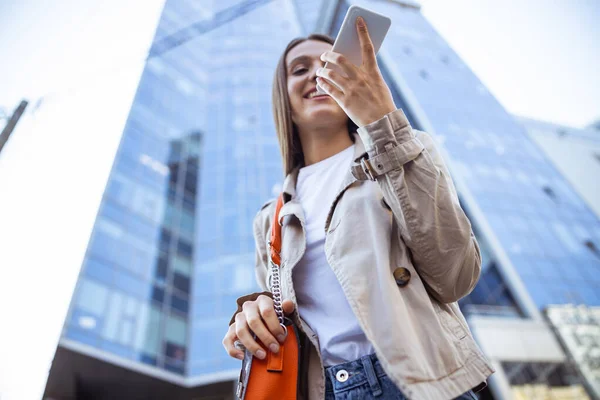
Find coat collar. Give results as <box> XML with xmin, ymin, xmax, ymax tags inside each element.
<box><xmin>278</xmin><ymin>133</ymin><xmax>367</xmax><ymax>226</ymax></box>
<box><xmin>281</xmin><ymin>133</ymin><xmax>367</xmax><ymax>201</ymax></box>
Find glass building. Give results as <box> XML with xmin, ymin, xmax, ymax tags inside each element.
<box><xmin>44</xmin><ymin>0</ymin><xmax>600</xmax><ymax>399</ymax></box>
<box><xmin>518</xmin><ymin>116</ymin><xmax>600</xmax><ymax>221</ymax></box>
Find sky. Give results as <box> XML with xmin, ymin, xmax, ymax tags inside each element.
<box><xmin>0</xmin><ymin>0</ymin><xmax>598</xmax><ymax>127</ymax></box>
<box><xmin>419</xmin><ymin>0</ymin><xmax>599</xmax><ymax>128</ymax></box>
<box><xmin>0</xmin><ymin>0</ymin><xmax>598</xmax><ymax>399</ymax></box>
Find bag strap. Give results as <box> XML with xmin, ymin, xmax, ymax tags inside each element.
<box><xmin>268</xmin><ymin>194</ymin><xmax>286</xmax><ymax>327</ymax></box>
<box><xmin>269</xmin><ymin>194</ymin><xmax>284</xmax><ymax>266</ymax></box>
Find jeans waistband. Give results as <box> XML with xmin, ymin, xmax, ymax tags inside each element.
<box><xmin>324</xmin><ymin>353</ymin><xmax>386</xmax><ymax>395</ymax></box>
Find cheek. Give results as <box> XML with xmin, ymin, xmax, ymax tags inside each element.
<box><xmin>287</xmin><ymin>81</ymin><xmax>303</xmax><ymax>110</ymax></box>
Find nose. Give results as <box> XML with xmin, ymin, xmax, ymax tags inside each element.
<box><xmin>309</xmin><ymin>60</ymin><xmax>324</xmax><ymax>82</ymax></box>
<box><xmin>309</xmin><ymin>65</ymin><xmax>318</xmax><ymax>82</ymax></box>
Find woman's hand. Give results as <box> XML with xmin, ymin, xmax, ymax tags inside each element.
<box><xmin>222</xmin><ymin>295</ymin><xmax>295</xmax><ymax>360</ymax></box>
<box><xmin>316</xmin><ymin>16</ymin><xmax>397</xmax><ymax>128</ymax></box>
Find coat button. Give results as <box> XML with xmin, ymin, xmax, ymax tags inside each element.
<box><xmin>393</xmin><ymin>267</ymin><xmax>411</xmax><ymax>287</ymax></box>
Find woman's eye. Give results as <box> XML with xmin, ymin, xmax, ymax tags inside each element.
<box><xmin>293</xmin><ymin>67</ymin><xmax>307</xmax><ymax>75</ymax></box>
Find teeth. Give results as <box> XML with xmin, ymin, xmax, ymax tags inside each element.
<box><xmin>308</xmin><ymin>91</ymin><xmax>325</xmax><ymax>99</ymax></box>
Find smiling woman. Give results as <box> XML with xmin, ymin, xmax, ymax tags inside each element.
<box><xmin>271</xmin><ymin>33</ymin><xmax>359</xmax><ymax>175</ymax></box>
<box><xmin>223</xmin><ymin>17</ymin><xmax>493</xmax><ymax>400</ymax></box>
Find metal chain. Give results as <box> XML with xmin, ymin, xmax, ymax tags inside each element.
<box><xmin>270</xmin><ymin>259</ymin><xmax>284</xmax><ymax>325</ymax></box>
<box><xmin>234</xmin><ymin>237</ymin><xmax>286</xmax><ymax>354</ymax></box>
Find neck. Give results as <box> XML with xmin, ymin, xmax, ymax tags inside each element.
<box><xmin>298</xmin><ymin>122</ymin><xmax>353</xmax><ymax>167</ymax></box>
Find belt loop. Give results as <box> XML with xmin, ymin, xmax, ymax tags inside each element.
<box><xmin>360</xmin><ymin>355</ymin><xmax>383</xmax><ymax>397</ymax></box>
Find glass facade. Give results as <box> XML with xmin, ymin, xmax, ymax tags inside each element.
<box><xmin>59</xmin><ymin>0</ymin><xmax>600</xmax><ymax>387</ymax></box>
<box><xmin>343</xmin><ymin>0</ymin><xmax>600</xmax><ymax>312</ymax></box>
<box><xmin>62</xmin><ymin>0</ymin><xmax>303</xmax><ymax>378</ymax></box>
<box><xmin>292</xmin><ymin>0</ymin><xmax>327</xmax><ymax>34</ymax></box>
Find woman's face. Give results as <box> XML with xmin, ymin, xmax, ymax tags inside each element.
<box><xmin>285</xmin><ymin>40</ymin><xmax>347</xmax><ymax>130</ymax></box>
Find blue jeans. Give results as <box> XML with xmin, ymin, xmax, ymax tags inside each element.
<box><xmin>324</xmin><ymin>353</ymin><xmax>478</xmax><ymax>400</ymax></box>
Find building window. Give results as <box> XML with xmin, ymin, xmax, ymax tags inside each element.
<box><xmin>173</xmin><ymin>272</ymin><xmax>191</xmax><ymax>294</ymax></box>
<box><xmin>459</xmin><ymin>262</ymin><xmax>523</xmax><ymax>318</ymax></box>
<box><xmin>76</xmin><ymin>279</ymin><xmax>109</xmax><ymax>315</ymax></box>
<box><xmin>584</xmin><ymin>240</ymin><xmax>600</xmax><ymax>260</ymax></box>
<box><xmin>552</xmin><ymin>223</ymin><xmax>581</xmax><ymax>253</ymax></box>
<box><xmin>165</xmin><ymin>314</ymin><xmax>187</xmax><ymax>346</ymax></box>
<box><xmin>378</xmin><ymin>61</ymin><xmax>422</xmax><ymax>130</ymax></box>
<box><xmin>542</xmin><ymin>185</ymin><xmax>558</xmax><ymax>203</ymax></box>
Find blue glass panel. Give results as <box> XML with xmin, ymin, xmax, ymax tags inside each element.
<box><xmin>84</xmin><ymin>258</ymin><xmax>114</xmax><ymax>286</ymax></box>
<box><xmin>65</xmin><ymin>326</ymin><xmax>99</xmax><ymax>348</ymax></box>
<box><xmin>113</xmin><ymin>270</ymin><xmax>149</xmax><ymax>299</ymax></box>
<box><xmin>70</xmin><ymin>308</ymin><xmax>104</xmax><ymax>336</ymax></box>
<box><xmin>170</xmin><ymin>293</ymin><xmax>189</xmax><ymax>314</ymax></box>
<box><xmin>164</xmin><ymin>361</ymin><xmax>185</xmax><ymax>375</ymax></box>
<box><xmin>177</xmin><ymin>239</ymin><xmax>193</xmax><ymax>258</ymax></box>
<box><xmin>467</xmin><ymin>284</ymin><xmax>487</xmax><ymax>305</ymax></box>
<box><xmin>152</xmin><ymin>286</ymin><xmax>165</xmax><ymax>305</ymax></box>
<box><xmin>196</xmin><ymin>244</ymin><xmax>218</xmax><ymax>262</ymax></box>
<box><xmin>155</xmin><ymin>256</ymin><xmax>169</xmax><ymax>283</ymax></box>
<box><xmin>173</xmin><ymin>272</ymin><xmax>190</xmax><ymax>294</ymax></box>
<box><xmin>139</xmin><ymin>353</ymin><xmax>158</xmax><ymax>366</ymax></box>
<box><xmin>101</xmin><ymin>340</ymin><xmax>133</xmax><ymax>360</ymax></box>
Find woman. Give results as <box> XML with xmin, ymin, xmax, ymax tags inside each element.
<box><xmin>223</xmin><ymin>17</ymin><xmax>494</xmax><ymax>400</ymax></box>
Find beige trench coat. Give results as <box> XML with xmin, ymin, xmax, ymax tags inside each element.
<box><xmin>232</xmin><ymin>109</ymin><xmax>494</xmax><ymax>400</ymax></box>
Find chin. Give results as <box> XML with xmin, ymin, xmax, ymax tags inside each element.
<box><xmin>306</xmin><ymin>106</ymin><xmax>345</xmax><ymax>120</ymax></box>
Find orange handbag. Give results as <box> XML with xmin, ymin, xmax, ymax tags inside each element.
<box><xmin>235</xmin><ymin>194</ymin><xmax>302</xmax><ymax>400</ymax></box>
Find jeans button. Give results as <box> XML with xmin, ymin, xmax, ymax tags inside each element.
<box><xmin>336</xmin><ymin>369</ymin><xmax>349</xmax><ymax>382</ymax></box>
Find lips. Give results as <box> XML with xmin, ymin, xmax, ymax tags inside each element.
<box><xmin>304</xmin><ymin>88</ymin><xmax>329</xmax><ymax>99</ymax></box>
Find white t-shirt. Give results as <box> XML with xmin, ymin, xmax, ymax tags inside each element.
<box><xmin>292</xmin><ymin>144</ymin><xmax>375</xmax><ymax>366</ymax></box>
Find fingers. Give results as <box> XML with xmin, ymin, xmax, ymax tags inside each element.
<box><xmin>356</xmin><ymin>16</ymin><xmax>377</xmax><ymax>71</ymax></box>
<box><xmin>320</xmin><ymin>52</ymin><xmax>358</xmax><ymax>80</ymax></box>
<box><xmin>223</xmin><ymin>296</ymin><xmax>295</xmax><ymax>361</ymax></box>
<box><xmin>234</xmin><ymin>312</ymin><xmax>270</xmax><ymax>360</ymax></box>
<box><xmin>237</xmin><ymin>296</ymin><xmax>284</xmax><ymax>359</ymax></box>
<box><xmin>282</xmin><ymin>299</ymin><xmax>295</xmax><ymax>315</ymax></box>
<box><xmin>316</xmin><ymin>67</ymin><xmax>349</xmax><ymax>93</ymax></box>
<box><xmin>316</xmin><ymin>77</ymin><xmax>343</xmax><ymax>104</ymax></box>
<box><xmin>222</xmin><ymin>324</ymin><xmax>245</xmax><ymax>360</ymax></box>
<box><xmin>257</xmin><ymin>295</ymin><xmax>287</xmax><ymax>342</ymax></box>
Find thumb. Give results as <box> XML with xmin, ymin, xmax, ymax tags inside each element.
<box><xmin>282</xmin><ymin>299</ymin><xmax>295</xmax><ymax>315</ymax></box>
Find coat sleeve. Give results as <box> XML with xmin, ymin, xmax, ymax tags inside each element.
<box><xmin>355</xmin><ymin>108</ymin><xmax>481</xmax><ymax>303</ymax></box>
<box><xmin>228</xmin><ymin>202</ymin><xmax>274</xmax><ymax>325</ymax></box>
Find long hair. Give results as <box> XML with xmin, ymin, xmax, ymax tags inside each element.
<box><xmin>272</xmin><ymin>34</ymin><xmax>358</xmax><ymax>176</ymax></box>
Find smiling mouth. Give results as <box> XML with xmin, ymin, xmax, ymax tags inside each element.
<box><xmin>305</xmin><ymin>89</ymin><xmax>329</xmax><ymax>99</ymax></box>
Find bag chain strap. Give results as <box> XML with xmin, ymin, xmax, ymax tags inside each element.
<box><xmin>269</xmin><ymin>194</ymin><xmax>287</xmax><ymax>334</ymax></box>
<box><xmin>269</xmin><ymin>258</ymin><xmax>284</xmax><ymax>325</ymax></box>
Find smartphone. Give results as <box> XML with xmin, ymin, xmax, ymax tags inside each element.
<box><xmin>316</xmin><ymin>5</ymin><xmax>392</xmax><ymax>94</ymax></box>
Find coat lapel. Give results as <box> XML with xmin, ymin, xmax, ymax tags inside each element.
<box><xmin>323</xmin><ymin>134</ymin><xmax>367</xmax><ymax>232</ymax></box>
